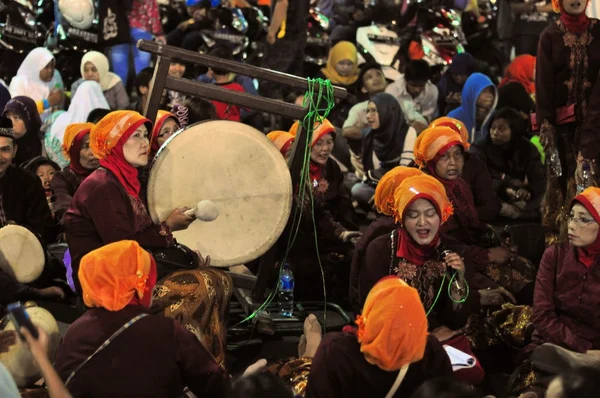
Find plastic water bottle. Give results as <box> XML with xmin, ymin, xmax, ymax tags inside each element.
<box><xmin>278</xmin><ymin>264</ymin><xmax>295</xmax><ymax>317</ymax></box>
<box><xmin>577</xmin><ymin>163</ymin><xmax>592</xmax><ymax>194</ymax></box>
<box><xmin>547</xmin><ymin>148</ymin><xmax>563</xmax><ymax>178</ymax></box>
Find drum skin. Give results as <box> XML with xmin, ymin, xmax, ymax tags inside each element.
<box><xmin>0</xmin><ymin>225</ymin><xmax>45</xmax><ymax>283</ymax></box>
<box><xmin>147</xmin><ymin>120</ymin><xmax>293</xmax><ymax>267</ymax></box>
<box><xmin>0</xmin><ymin>305</ymin><xmax>60</xmax><ymax>387</ymax></box>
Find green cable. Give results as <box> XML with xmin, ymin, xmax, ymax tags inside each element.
<box><xmin>232</xmin><ymin>78</ymin><xmax>335</xmax><ymax>328</ymax></box>
<box><xmin>448</xmin><ymin>271</ymin><xmax>470</xmax><ymax>304</ymax></box>
<box><xmin>426</xmin><ymin>274</ymin><xmax>446</xmax><ymax>317</ymax></box>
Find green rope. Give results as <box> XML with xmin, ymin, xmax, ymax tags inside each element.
<box><xmin>232</xmin><ymin>78</ymin><xmax>336</xmax><ymax>329</ymax></box>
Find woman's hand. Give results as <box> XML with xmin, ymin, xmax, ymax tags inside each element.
<box><xmin>431</xmin><ymin>326</ymin><xmax>460</xmax><ymax>343</ymax></box>
<box><xmin>194</xmin><ymin>250</ymin><xmax>211</xmax><ymax>268</ymax></box>
<box><xmin>37</xmin><ymin>286</ymin><xmax>66</xmax><ymax>300</ymax></box>
<box><xmin>500</xmin><ymin>202</ymin><xmax>521</xmax><ymax>219</ymax></box>
<box><xmin>539</xmin><ymin>121</ymin><xmax>556</xmax><ymax>151</ymax></box>
<box><xmin>515</xmin><ymin>188</ymin><xmax>531</xmax><ymax>201</ymax></box>
<box><xmin>443</xmin><ymin>252</ymin><xmax>465</xmax><ymax>277</ymax></box>
<box><xmin>20</xmin><ymin>326</ymin><xmax>49</xmax><ymax>361</ymax></box>
<box><xmin>242</xmin><ymin>358</ymin><xmax>267</xmax><ymax>377</ymax></box>
<box><xmin>0</xmin><ymin>330</ymin><xmax>17</xmax><ymax>353</ymax></box>
<box><xmin>48</xmin><ymin>89</ymin><xmax>63</xmax><ymax>107</ymax></box>
<box><xmin>479</xmin><ymin>287</ymin><xmax>517</xmax><ymax>306</ymax></box>
<box><xmin>339</xmin><ymin>230</ymin><xmax>362</xmax><ymax>244</ymax></box>
<box><xmin>165</xmin><ymin>207</ymin><xmax>195</xmax><ymax>231</ymax></box>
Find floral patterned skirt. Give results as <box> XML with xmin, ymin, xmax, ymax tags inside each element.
<box><xmin>151</xmin><ymin>268</ymin><xmax>232</xmax><ymax>366</ymax></box>
<box><xmin>483</xmin><ymin>255</ymin><xmax>537</xmax><ymax>296</ymax></box>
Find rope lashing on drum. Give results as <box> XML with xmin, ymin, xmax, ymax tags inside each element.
<box><xmin>233</xmin><ymin>79</ymin><xmax>336</xmax><ymax>329</ymax></box>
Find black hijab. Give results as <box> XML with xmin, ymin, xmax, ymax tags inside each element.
<box><xmin>361</xmin><ymin>92</ymin><xmax>410</xmax><ymax>172</ymax></box>
<box><xmin>2</xmin><ymin>96</ymin><xmax>42</xmax><ymax>166</ymax></box>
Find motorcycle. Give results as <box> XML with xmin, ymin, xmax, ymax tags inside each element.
<box><xmin>304</xmin><ymin>6</ymin><xmax>331</xmax><ymax>78</ymax></box>
<box><xmin>0</xmin><ymin>0</ymin><xmax>46</xmax><ymax>83</ymax></box>
<box><xmin>356</xmin><ymin>0</ymin><xmax>466</xmax><ymax>82</ymax></box>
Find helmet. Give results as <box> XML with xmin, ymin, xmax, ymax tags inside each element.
<box><xmin>58</xmin><ymin>0</ymin><xmax>95</xmax><ymax>30</ymax></box>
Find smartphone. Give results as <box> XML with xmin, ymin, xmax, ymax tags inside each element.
<box><xmin>6</xmin><ymin>302</ymin><xmax>38</xmax><ymax>340</ymax></box>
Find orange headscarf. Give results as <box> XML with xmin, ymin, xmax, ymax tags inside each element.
<box><xmin>428</xmin><ymin>117</ymin><xmax>470</xmax><ymax>151</ymax></box>
<box><xmin>499</xmin><ymin>55</ymin><xmax>536</xmax><ymax>95</ymax></box>
<box><xmin>356</xmin><ymin>276</ymin><xmax>428</xmax><ymax>371</ymax></box>
<box><xmin>79</xmin><ymin>240</ymin><xmax>157</xmax><ymax>311</ymax></box>
<box><xmin>90</xmin><ymin>111</ymin><xmax>151</xmax><ymax>160</ymax></box>
<box><xmin>393</xmin><ymin>174</ymin><xmax>453</xmax><ymax>224</ymax></box>
<box><xmin>90</xmin><ymin>111</ymin><xmax>152</xmax><ymax>198</ymax></box>
<box><xmin>374</xmin><ymin>167</ymin><xmax>423</xmax><ymax>216</ymax></box>
<box><xmin>151</xmin><ymin>110</ymin><xmax>179</xmax><ymax>156</ymax></box>
<box><xmin>289</xmin><ymin>118</ymin><xmax>335</xmax><ymax>147</ymax></box>
<box><xmin>572</xmin><ymin>187</ymin><xmax>600</xmax><ymax>267</ymax></box>
<box><xmin>320</xmin><ymin>41</ymin><xmax>359</xmax><ymax>86</ymax></box>
<box><xmin>267</xmin><ymin>130</ymin><xmax>295</xmax><ymax>156</ymax></box>
<box><xmin>63</xmin><ymin>122</ymin><xmax>94</xmax><ymax>159</ymax></box>
<box><xmin>413</xmin><ymin>126</ymin><xmax>465</xmax><ymax>169</ymax></box>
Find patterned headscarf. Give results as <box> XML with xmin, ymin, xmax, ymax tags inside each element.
<box><xmin>267</xmin><ymin>130</ymin><xmax>295</xmax><ymax>156</ymax></box>
<box><xmin>374</xmin><ymin>167</ymin><xmax>423</xmax><ymax>216</ymax></box>
<box><xmin>413</xmin><ymin>126</ymin><xmax>465</xmax><ymax>169</ymax></box>
<box><xmin>393</xmin><ymin>174</ymin><xmax>453</xmax><ymax>225</ymax></box>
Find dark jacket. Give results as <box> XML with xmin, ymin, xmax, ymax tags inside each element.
<box><xmin>306</xmin><ymin>333</ymin><xmax>453</xmax><ymax>398</ymax></box>
<box><xmin>472</xmin><ymin>135</ymin><xmax>546</xmax><ymax>220</ymax></box>
<box><xmin>0</xmin><ymin>165</ymin><xmax>54</xmax><ymax>242</ymax></box>
<box><xmin>55</xmin><ymin>305</ymin><xmax>230</xmax><ymax>397</ymax></box>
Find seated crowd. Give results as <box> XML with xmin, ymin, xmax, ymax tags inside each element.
<box><xmin>1</xmin><ymin>0</ymin><xmax>600</xmax><ymax>396</ymax></box>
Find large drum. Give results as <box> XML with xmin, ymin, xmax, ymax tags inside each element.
<box><xmin>147</xmin><ymin>120</ymin><xmax>293</xmax><ymax>267</ymax></box>
<box><xmin>0</xmin><ymin>225</ymin><xmax>45</xmax><ymax>283</ymax></box>
<box><xmin>0</xmin><ymin>304</ymin><xmax>60</xmax><ymax>387</ymax></box>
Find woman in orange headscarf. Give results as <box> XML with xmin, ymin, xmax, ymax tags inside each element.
<box><xmin>429</xmin><ymin>117</ymin><xmax>501</xmax><ymax>223</ymax></box>
<box><xmin>51</xmin><ymin>123</ymin><xmax>98</xmax><ymax>225</ymax></box>
<box><xmin>349</xmin><ymin>166</ymin><xmax>423</xmax><ymax>310</ymax></box>
<box><xmin>54</xmin><ymin>240</ymin><xmax>230</xmax><ymax>397</ymax></box>
<box><xmin>306</xmin><ymin>276</ymin><xmax>453</xmax><ymax>397</ymax></box>
<box><xmin>64</xmin><ymin>111</ymin><xmax>232</xmax><ymax>366</ymax></box>
<box><xmin>359</xmin><ymin>175</ymin><xmax>471</xmax><ymax>336</ymax></box>
<box><xmin>285</xmin><ymin>119</ymin><xmax>359</xmax><ymax>305</ymax></box>
<box><xmin>499</xmin><ymin>55</ymin><xmax>536</xmax><ymax>97</ymax></box>
<box><xmin>414</xmin><ymin>125</ymin><xmax>536</xmax><ymax>301</ymax></box>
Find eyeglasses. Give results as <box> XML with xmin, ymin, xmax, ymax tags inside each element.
<box><xmin>158</xmin><ymin>129</ymin><xmax>176</xmax><ymax>138</ymax></box>
<box><xmin>568</xmin><ymin>214</ymin><xmax>597</xmax><ymax>227</ymax></box>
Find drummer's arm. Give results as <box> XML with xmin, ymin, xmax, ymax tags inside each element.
<box><xmin>87</xmin><ymin>182</ymin><xmax>174</xmax><ymax>248</ymax></box>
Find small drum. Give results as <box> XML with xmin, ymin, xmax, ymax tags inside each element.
<box><xmin>0</xmin><ymin>304</ymin><xmax>60</xmax><ymax>387</ymax></box>
<box><xmin>0</xmin><ymin>225</ymin><xmax>44</xmax><ymax>283</ymax></box>
<box><xmin>147</xmin><ymin>120</ymin><xmax>293</xmax><ymax>267</ymax></box>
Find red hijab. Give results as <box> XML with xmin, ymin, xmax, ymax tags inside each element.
<box><xmin>100</xmin><ymin>122</ymin><xmax>148</xmax><ymax>198</ymax></box>
<box><xmin>554</xmin><ymin>0</ymin><xmax>590</xmax><ymax>34</ymax></box>
<box><xmin>69</xmin><ymin>130</ymin><xmax>94</xmax><ymax>176</ymax></box>
<box><xmin>571</xmin><ymin>193</ymin><xmax>600</xmax><ymax>267</ymax></box>
<box><xmin>397</xmin><ymin>193</ymin><xmax>441</xmax><ymax>265</ymax></box>
<box><xmin>499</xmin><ymin>55</ymin><xmax>536</xmax><ymax>95</ymax></box>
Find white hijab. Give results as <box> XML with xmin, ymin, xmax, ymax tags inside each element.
<box><xmin>49</xmin><ymin>81</ymin><xmax>109</xmax><ymax>144</ymax></box>
<box><xmin>9</xmin><ymin>47</ymin><xmax>64</xmax><ymax>102</ymax></box>
<box><xmin>80</xmin><ymin>51</ymin><xmax>122</xmax><ymax>91</ymax></box>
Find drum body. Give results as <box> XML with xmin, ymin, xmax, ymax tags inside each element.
<box><xmin>0</xmin><ymin>225</ymin><xmax>45</xmax><ymax>283</ymax></box>
<box><xmin>147</xmin><ymin>120</ymin><xmax>292</xmax><ymax>267</ymax></box>
<box><xmin>0</xmin><ymin>305</ymin><xmax>60</xmax><ymax>387</ymax></box>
